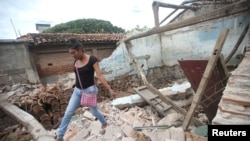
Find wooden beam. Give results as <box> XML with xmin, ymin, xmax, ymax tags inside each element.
<box><xmin>152</xmin><ymin>1</ymin><xmax>160</xmax><ymax>27</ymax></box>
<box><xmin>219</xmin><ymin>54</ymin><xmax>229</xmax><ymax>78</ymax></box>
<box><xmin>0</xmin><ymin>101</ymin><xmax>55</xmax><ymax>141</ymax></box>
<box><xmin>225</xmin><ymin>23</ymin><xmax>250</xmax><ymax>64</ymax></box>
<box><xmin>152</xmin><ymin>1</ymin><xmax>198</xmax><ymax>10</ymax></box>
<box><xmin>125</xmin><ymin>42</ymin><xmax>148</xmax><ymax>84</ymax></box>
<box><xmin>152</xmin><ymin>1</ymin><xmax>198</xmax><ymax>27</ymax></box>
<box><xmin>182</xmin><ymin>29</ymin><xmax>229</xmax><ymax>131</ymax></box>
<box><xmin>125</xmin><ymin>0</ymin><xmax>250</xmax><ymax>42</ymax></box>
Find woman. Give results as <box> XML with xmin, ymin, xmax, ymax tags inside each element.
<box><xmin>55</xmin><ymin>38</ymin><xmax>116</xmax><ymax>141</ymax></box>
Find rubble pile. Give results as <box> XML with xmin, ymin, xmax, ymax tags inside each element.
<box><xmin>0</xmin><ymin>79</ymin><xmax>208</xmax><ymax>141</ymax></box>
<box><xmin>1</xmin><ymin>82</ymin><xmax>72</xmax><ymax>130</ymax></box>
<box><xmin>48</xmin><ymin>99</ymin><xmax>207</xmax><ymax>141</ymax></box>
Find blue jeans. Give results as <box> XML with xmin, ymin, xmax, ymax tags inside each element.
<box><xmin>56</xmin><ymin>85</ymin><xmax>107</xmax><ymax>139</ymax></box>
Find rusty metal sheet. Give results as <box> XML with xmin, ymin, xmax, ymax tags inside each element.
<box><xmin>178</xmin><ymin>59</ymin><xmax>228</xmax><ymax>122</ymax></box>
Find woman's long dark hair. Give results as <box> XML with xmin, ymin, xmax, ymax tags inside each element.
<box><xmin>67</xmin><ymin>38</ymin><xmax>83</xmax><ymax>52</ymax></box>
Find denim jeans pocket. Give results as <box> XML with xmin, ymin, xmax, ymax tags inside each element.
<box><xmin>83</xmin><ymin>85</ymin><xmax>98</xmax><ymax>95</ymax></box>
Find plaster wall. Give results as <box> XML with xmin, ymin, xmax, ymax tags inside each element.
<box><xmin>161</xmin><ymin>11</ymin><xmax>250</xmax><ymax>66</ymax></box>
<box><xmin>0</xmin><ymin>41</ymin><xmax>40</xmax><ymax>85</ymax></box>
<box><xmin>99</xmin><ymin>11</ymin><xmax>250</xmax><ymax>82</ymax></box>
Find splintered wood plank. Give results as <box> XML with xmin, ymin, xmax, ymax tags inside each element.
<box><xmin>182</xmin><ymin>28</ymin><xmax>229</xmax><ymax>130</ymax></box>
<box><xmin>135</xmin><ymin>86</ymin><xmax>158</xmax><ymax>100</ymax></box>
<box><xmin>134</xmin><ymin>86</ymin><xmax>171</xmax><ymax>116</ymax></box>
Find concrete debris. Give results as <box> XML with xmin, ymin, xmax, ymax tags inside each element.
<box><xmin>111</xmin><ymin>94</ymin><xmax>147</xmax><ymax>109</ymax></box>
<box><xmin>159</xmin><ymin>81</ymin><xmax>192</xmax><ymax>100</ymax></box>
<box><xmin>0</xmin><ymin>79</ymin><xmax>207</xmax><ymax>141</ymax></box>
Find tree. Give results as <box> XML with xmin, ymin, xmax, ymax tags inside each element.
<box><xmin>126</xmin><ymin>25</ymin><xmax>150</xmax><ymax>33</ymax></box>
<box><xmin>43</xmin><ymin>18</ymin><xmax>125</xmax><ymax>33</ymax></box>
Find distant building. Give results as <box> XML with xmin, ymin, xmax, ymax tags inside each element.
<box><xmin>36</xmin><ymin>23</ymin><xmax>50</xmax><ymax>33</ymax></box>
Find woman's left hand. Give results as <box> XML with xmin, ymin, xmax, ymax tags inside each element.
<box><xmin>108</xmin><ymin>89</ymin><xmax>116</xmax><ymax>99</ymax></box>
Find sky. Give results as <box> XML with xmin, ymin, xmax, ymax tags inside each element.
<box><xmin>0</xmin><ymin>0</ymin><xmax>184</xmax><ymax>39</ymax></box>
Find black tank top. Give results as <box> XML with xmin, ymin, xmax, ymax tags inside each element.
<box><xmin>75</xmin><ymin>56</ymin><xmax>98</xmax><ymax>89</ymax></box>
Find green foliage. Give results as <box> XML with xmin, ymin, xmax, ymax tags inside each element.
<box><xmin>125</xmin><ymin>25</ymin><xmax>150</xmax><ymax>33</ymax></box>
<box><xmin>43</xmin><ymin>18</ymin><xmax>125</xmax><ymax>33</ymax></box>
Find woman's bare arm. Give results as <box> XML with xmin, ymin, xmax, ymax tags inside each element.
<box><xmin>93</xmin><ymin>62</ymin><xmax>116</xmax><ymax>98</ymax></box>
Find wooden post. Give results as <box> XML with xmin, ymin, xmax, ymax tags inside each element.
<box><xmin>152</xmin><ymin>1</ymin><xmax>160</xmax><ymax>27</ymax></box>
<box><xmin>225</xmin><ymin>23</ymin><xmax>250</xmax><ymax>64</ymax></box>
<box><xmin>182</xmin><ymin>29</ymin><xmax>229</xmax><ymax>131</ymax></box>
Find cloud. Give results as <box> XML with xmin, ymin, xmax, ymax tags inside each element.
<box><xmin>0</xmin><ymin>0</ymin><xmax>184</xmax><ymax>39</ymax></box>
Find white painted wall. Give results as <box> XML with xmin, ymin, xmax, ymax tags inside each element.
<box><xmin>161</xmin><ymin>12</ymin><xmax>250</xmax><ymax>66</ymax></box>
<box><xmin>100</xmin><ymin>10</ymin><xmax>250</xmax><ymax>81</ymax></box>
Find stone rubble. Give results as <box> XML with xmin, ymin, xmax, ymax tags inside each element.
<box><xmin>0</xmin><ymin>79</ymin><xmax>208</xmax><ymax>141</ymax></box>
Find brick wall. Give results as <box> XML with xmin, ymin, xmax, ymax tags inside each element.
<box><xmin>36</xmin><ymin>52</ymin><xmax>74</xmax><ymax>77</ymax></box>
<box><xmin>32</xmin><ymin>43</ymin><xmax>116</xmax><ymax>79</ymax></box>
<box><xmin>97</xmin><ymin>65</ymin><xmax>185</xmax><ymax>99</ymax></box>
